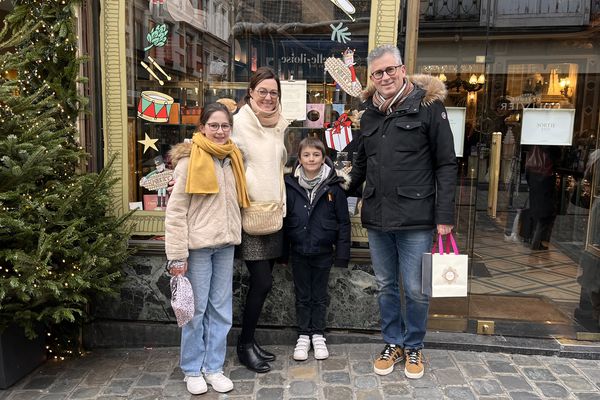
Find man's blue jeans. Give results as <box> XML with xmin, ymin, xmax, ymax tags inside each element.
<box><xmin>180</xmin><ymin>246</ymin><xmax>234</xmax><ymax>376</ymax></box>
<box><xmin>367</xmin><ymin>228</ymin><xmax>434</xmax><ymax>349</ymax></box>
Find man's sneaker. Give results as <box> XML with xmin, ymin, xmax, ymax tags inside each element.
<box><xmin>184</xmin><ymin>375</ymin><xmax>207</xmax><ymax>395</ymax></box>
<box><xmin>373</xmin><ymin>344</ymin><xmax>404</xmax><ymax>375</ymax></box>
<box><xmin>204</xmin><ymin>372</ymin><xmax>234</xmax><ymax>393</ymax></box>
<box><xmin>293</xmin><ymin>335</ymin><xmax>311</xmax><ymax>361</ymax></box>
<box><xmin>404</xmin><ymin>348</ymin><xmax>424</xmax><ymax>379</ymax></box>
<box><xmin>312</xmin><ymin>334</ymin><xmax>329</xmax><ymax>360</ymax></box>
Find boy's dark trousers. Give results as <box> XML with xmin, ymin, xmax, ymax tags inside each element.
<box><xmin>291</xmin><ymin>251</ymin><xmax>332</xmax><ymax>336</ymax></box>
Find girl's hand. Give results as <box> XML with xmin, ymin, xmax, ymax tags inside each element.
<box><xmin>167</xmin><ymin>260</ymin><xmax>188</xmax><ymax>276</ymax></box>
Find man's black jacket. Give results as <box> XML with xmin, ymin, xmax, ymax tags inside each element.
<box><xmin>347</xmin><ymin>75</ymin><xmax>457</xmax><ymax>231</ymax></box>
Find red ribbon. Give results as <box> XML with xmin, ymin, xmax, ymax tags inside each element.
<box><xmin>325</xmin><ymin>113</ymin><xmax>352</xmax><ymax>148</ymax></box>
<box><xmin>324</xmin><ymin>113</ymin><xmax>352</xmax><ymax>133</ymax></box>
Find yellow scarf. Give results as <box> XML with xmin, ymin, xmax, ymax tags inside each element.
<box><xmin>185</xmin><ymin>133</ymin><xmax>250</xmax><ymax>208</ymax></box>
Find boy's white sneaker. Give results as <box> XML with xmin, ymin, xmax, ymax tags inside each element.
<box><xmin>184</xmin><ymin>375</ymin><xmax>207</xmax><ymax>395</ymax></box>
<box><xmin>312</xmin><ymin>334</ymin><xmax>329</xmax><ymax>360</ymax></box>
<box><xmin>293</xmin><ymin>335</ymin><xmax>311</xmax><ymax>361</ymax></box>
<box><xmin>204</xmin><ymin>372</ymin><xmax>234</xmax><ymax>393</ymax></box>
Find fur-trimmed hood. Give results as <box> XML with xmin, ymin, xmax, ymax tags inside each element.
<box><xmin>168</xmin><ymin>142</ymin><xmax>192</xmax><ymax>168</ymax></box>
<box><xmin>361</xmin><ymin>74</ymin><xmax>447</xmax><ymax>106</ymax></box>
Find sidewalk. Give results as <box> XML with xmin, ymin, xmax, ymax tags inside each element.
<box><xmin>2</xmin><ymin>342</ymin><xmax>600</xmax><ymax>399</ymax></box>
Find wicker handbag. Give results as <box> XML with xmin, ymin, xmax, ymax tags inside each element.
<box><xmin>242</xmin><ymin>170</ymin><xmax>284</xmax><ymax>236</ymax></box>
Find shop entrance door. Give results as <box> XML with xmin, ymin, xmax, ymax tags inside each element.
<box><xmin>418</xmin><ymin>1</ymin><xmax>600</xmax><ymax>339</ymax></box>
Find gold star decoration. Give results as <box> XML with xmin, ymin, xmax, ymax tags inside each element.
<box><xmin>137</xmin><ymin>133</ymin><xmax>158</xmax><ymax>153</ymax></box>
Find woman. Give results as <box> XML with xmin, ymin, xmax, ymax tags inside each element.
<box><xmin>232</xmin><ymin>66</ymin><xmax>290</xmax><ymax>373</ymax></box>
<box><xmin>165</xmin><ymin>103</ymin><xmax>249</xmax><ymax>395</ymax></box>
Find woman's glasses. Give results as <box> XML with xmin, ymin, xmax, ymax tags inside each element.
<box><xmin>370</xmin><ymin>65</ymin><xmax>403</xmax><ymax>80</ymax></box>
<box><xmin>255</xmin><ymin>88</ymin><xmax>279</xmax><ymax>98</ymax></box>
<box><xmin>206</xmin><ymin>123</ymin><xmax>231</xmax><ymax>132</ymax></box>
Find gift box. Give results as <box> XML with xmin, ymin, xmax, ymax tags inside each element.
<box><xmin>325</xmin><ymin>113</ymin><xmax>353</xmax><ymax>151</ymax></box>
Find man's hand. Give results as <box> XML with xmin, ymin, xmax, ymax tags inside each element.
<box><xmin>437</xmin><ymin>224</ymin><xmax>453</xmax><ymax>236</ymax></box>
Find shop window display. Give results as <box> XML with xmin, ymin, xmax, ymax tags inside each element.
<box><xmin>125</xmin><ymin>0</ymin><xmax>373</xmax><ymax>223</ymax></box>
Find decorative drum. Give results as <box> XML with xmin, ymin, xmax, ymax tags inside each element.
<box><xmin>137</xmin><ymin>91</ymin><xmax>174</xmax><ymax>122</ymax></box>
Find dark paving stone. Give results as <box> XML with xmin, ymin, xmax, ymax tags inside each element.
<box><xmin>547</xmin><ymin>363</ymin><xmax>578</xmax><ymax>375</ymax></box>
<box><xmin>322</xmin><ymin>371</ymin><xmax>350</xmax><ymax>385</ymax></box>
<box><xmin>348</xmin><ymin>352</ymin><xmax>374</xmax><ymax>361</ymax></box>
<box><xmin>256</xmin><ymin>387</ymin><xmax>284</xmax><ymax>400</ymax></box>
<box><xmin>229</xmin><ymin>367</ymin><xmax>256</xmax><ymax>380</ymax></box>
<box><xmin>69</xmin><ymin>387</ymin><xmax>102</xmax><ymax>399</ymax></box>
<box><xmin>59</xmin><ymin>369</ymin><xmax>87</xmax><ymax>380</ymax></box>
<box><xmin>257</xmin><ymin>372</ymin><xmax>285</xmax><ymax>386</ymax></box>
<box><xmin>381</xmin><ymin>382</ymin><xmax>411</xmax><ymax>397</ymax></box>
<box><xmin>114</xmin><ymin>366</ymin><xmax>143</xmax><ymax>380</ymax></box>
<box><xmin>126</xmin><ymin>388</ymin><xmax>164</xmax><ymax>399</ymax></box>
<box><xmin>433</xmin><ymin>368</ymin><xmax>466</xmax><ymax>385</ymax></box>
<box><xmin>323</xmin><ymin>386</ymin><xmax>353</xmax><ymax>400</ymax></box>
<box><xmin>8</xmin><ymin>393</ymin><xmax>45</xmax><ymax>400</ymax></box>
<box><xmin>162</xmin><ymin>381</ymin><xmax>190</xmax><ymax>398</ymax></box>
<box><xmin>136</xmin><ymin>373</ymin><xmax>166</xmax><ymax>387</ymax></box>
<box><xmin>354</xmin><ymin>375</ymin><xmax>378</xmax><ymax>389</ymax></box>
<box><xmin>229</xmin><ymin>380</ymin><xmax>254</xmax><ymax>395</ymax></box>
<box><xmin>534</xmin><ymin>382</ymin><xmax>569</xmax><ymax>398</ymax></box>
<box><xmin>487</xmin><ymin>360</ymin><xmax>517</xmax><ymax>373</ymax></box>
<box><xmin>509</xmin><ymin>392</ymin><xmax>542</xmax><ymax>400</ymax></box>
<box><xmin>522</xmin><ymin>367</ymin><xmax>556</xmax><ymax>381</ymax></box>
<box><xmin>574</xmin><ymin>393</ymin><xmax>600</xmax><ymax>400</ymax></box>
<box><xmin>412</xmin><ymin>387</ymin><xmax>444</xmax><ymax>399</ymax></box>
<box><xmin>168</xmin><ymin>368</ymin><xmax>184</xmax><ymax>381</ymax></box>
<box><xmin>511</xmin><ymin>355</ymin><xmax>542</xmax><ymax>366</ymax></box>
<box><xmin>145</xmin><ymin>360</ymin><xmax>173</xmax><ymax>373</ymax></box>
<box><xmin>497</xmin><ymin>375</ymin><xmax>533</xmax><ymax>391</ymax></box>
<box><xmin>22</xmin><ymin>377</ymin><xmax>55</xmax><ymax>390</ymax></box>
<box><xmin>351</xmin><ymin>360</ymin><xmax>374</xmax><ymax>374</ymax></box>
<box><xmin>407</xmin><ymin>376</ymin><xmax>436</xmax><ymax>388</ymax></box>
<box><xmin>445</xmin><ymin>386</ymin><xmax>476</xmax><ymax>400</ymax></box>
<box><xmin>47</xmin><ymin>379</ymin><xmax>80</xmax><ymax>393</ymax></box>
<box><xmin>560</xmin><ymin>376</ymin><xmax>596</xmax><ymax>391</ymax></box>
<box><xmin>102</xmin><ymin>379</ymin><xmax>134</xmax><ymax>395</ymax></box>
<box><xmin>471</xmin><ymin>379</ymin><xmax>504</xmax><ymax>396</ymax></box>
<box><xmin>39</xmin><ymin>395</ymin><xmax>68</xmax><ymax>400</ymax></box>
<box><xmin>452</xmin><ymin>352</ymin><xmax>483</xmax><ymax>363</ymax></box>
<box><xmin>355</xmin><ymin>389</ymin><xmax>383</xmax><ymax>400</ymax></box>
<box><xmin>320</xmin><ymin>358</ymin><xmax>347</xmax><ymax>371</ymax></box>
<box><xmin>459</xmin><ymin>363</ymin><xmax>491</xmax><ymax>378</ymax></box>
<box><xmin>289</xmin><ymin>381</ymin><xmax>316</xmax><ymax>396</ymax></box>
<box><xmin>428</xmin><ymin>356</ymin><xmax>456</xmax><ymax>370</ymax></box>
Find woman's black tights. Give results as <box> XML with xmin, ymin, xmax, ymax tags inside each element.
<box><xmin>239</xmin><ymin>259</ymin><xmax>274</xmax><ymax>344</ymax></box>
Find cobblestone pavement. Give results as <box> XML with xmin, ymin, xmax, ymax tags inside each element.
<box><xmin>2</xmin><ymin>343</ymin><xmax>600</xmax><ymax>399</ymax></box>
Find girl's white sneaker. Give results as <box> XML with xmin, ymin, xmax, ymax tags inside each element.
<box><xmin>204</xmin><ymin>372</ymin><xmax>233</xmax><ymax>393</ymax></box>
<box><xmin>184</xmin><ymin>375</ymin><xmax>207</xmax><ymax>395</ymax></box>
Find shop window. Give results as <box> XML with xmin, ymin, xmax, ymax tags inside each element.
<box><xmin>119</xmin><ymin>0</ymin><xmax>380</xmax><ymax>239</ymax></box>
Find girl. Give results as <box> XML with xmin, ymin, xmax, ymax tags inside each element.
<box><xmin>283</xmin><ymin>137</ymin><xmax>351</xmax><ymax>361</ymax></box>
<box><xmin>165</xmin><ymin>103</ymin><xmax>249</xmax><ymax>395</ymax></box>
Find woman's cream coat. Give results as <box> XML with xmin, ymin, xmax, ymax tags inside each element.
<box><xmin>165</xmin><ymin>142</ymin><xmax>242</xmax><ymax>261</ymax></box>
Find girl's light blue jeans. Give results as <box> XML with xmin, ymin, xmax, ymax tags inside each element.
<box><xmin>180</xmin><ymin>246</ymin><xmax>234</xmax><ymax>376</ymax></box>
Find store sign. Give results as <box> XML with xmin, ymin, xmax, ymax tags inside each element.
<box><xmin>446</xmin><ymin>107</ymin><xmax>466</xmax><ymax>157</ymax></box>
<box><xmin>280</xmin><ymin>53</ymin><xmax>324</xmax><ymax>65</ymax></box>
<box><xmin>521</xmin><ymin>108</ymin><xmax>575</xmax><ymax>146</ymax></box>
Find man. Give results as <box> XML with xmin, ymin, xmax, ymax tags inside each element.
<box><xmin>347</xmin><ymin>45</ymin><xmax>456</xmax><ymax>379</ymax></box>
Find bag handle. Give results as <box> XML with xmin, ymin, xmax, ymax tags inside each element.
<box><xmin>431</xmin><ymin>233</ymin><xmax>460</xmax><ymax>255</ymax></box>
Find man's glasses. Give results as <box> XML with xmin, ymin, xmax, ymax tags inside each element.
<box><xmin>255</xmin><ymin>88</ymin><xmax>279</xmax><ymax>98</ymax></box>
<box><xmin>370</xmin><ymin>65</ymin><xmax>403</xmax><ymax>80</ymax></box>
<box><xmin>206</xmin><ymin>123</ymin><xmax>232</xmax><ymax>132</ymax></box>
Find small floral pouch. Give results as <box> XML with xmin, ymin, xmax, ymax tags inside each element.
<box><xmin>170</xmin><ymin>276</ymin><xmax>194</xmax><ymax>327</ymax></box>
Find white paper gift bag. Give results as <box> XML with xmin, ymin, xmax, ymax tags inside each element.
<box><xmin>422</xmin><ymin>233</ymin><xmax>468</xmax><ymax>297</ymax></box>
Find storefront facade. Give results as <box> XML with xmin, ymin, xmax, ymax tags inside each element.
<box><xmin>91</xmin><ymin>0</ymin><xmax>600</xmax><ymax>346</ymax></box>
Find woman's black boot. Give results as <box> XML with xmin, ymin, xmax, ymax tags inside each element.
<box><xmin>253</xmin><ymin>339</ymin><xmax>276</xmax><ymax>362</ymax></box>
<box><xmin>237</xmin><ymin>339</ymin><xmax>270</xmax><ymax>373</ymax></box>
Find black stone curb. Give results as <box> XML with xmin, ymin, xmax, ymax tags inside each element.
<box><xmin>84</xmin><ymin>321</ymin><xmax>600</xmax><ymax>360</ymax></box>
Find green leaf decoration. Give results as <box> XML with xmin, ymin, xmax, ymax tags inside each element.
<box><xmin>144</xmin><ymin>24</ymin><xmax>169</xmax><ymax>51</ymax></box>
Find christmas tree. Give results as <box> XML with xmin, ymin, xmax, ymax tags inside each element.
<box><xmin>0</xmin><ymin>0</ymin><xmax>132</xmax><ymax>341</ymax></box>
